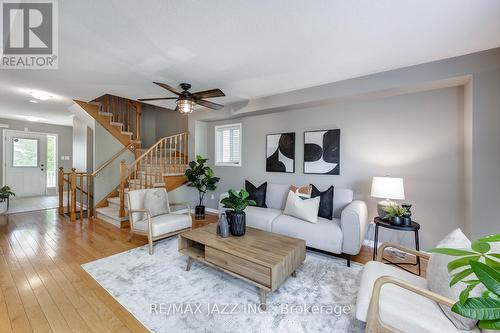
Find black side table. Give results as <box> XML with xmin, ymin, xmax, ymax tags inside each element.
<box><xmin>372</xmin><ymin>217</ymin><xmax>421</xmax><ymax>276</ymax></box>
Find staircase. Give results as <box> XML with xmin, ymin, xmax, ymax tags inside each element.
<box><xmin>74</xmin><ymin>94</ymin><xmax>142</xmax><ymax>149</ymax></box>
<box><xmin>95</xmin><ymin>133</ymin><xmax>189</xmax><ymax>227</ymax></box>
<box><xmin>64</xmin><ymin>95</ymin><xmax>189</xmax><ymax>227</ymax></box>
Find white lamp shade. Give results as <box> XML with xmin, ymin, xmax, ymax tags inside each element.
<box><xmin>370</xmin><ymin>177</ymin><xmax>405</xmax><ymax>200</ymax></box>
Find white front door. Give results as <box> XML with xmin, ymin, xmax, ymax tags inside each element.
<box><xmin>5</xmin><ymin>131</ymin><xmax>47</xmax><ymax>197</ymax></box>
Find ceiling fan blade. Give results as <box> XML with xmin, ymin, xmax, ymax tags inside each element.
<box><xmin>195</xmin><ymin>99</ymin><xmax>224</xmax><ymax>110</ymax></box>
<box><xmin>153</xmin><ymin>82</ymin><xmax>181</xmax><ymax>95</ymax></box>
<box><xmin>138</xmin><ymin>97</ymin><xmax>178</xmax><ymax>102</ymax></box>
<box><xmin>191</xmin><ymin>88</ymin><xmax>225</xmax><ymax>99</ymax></box>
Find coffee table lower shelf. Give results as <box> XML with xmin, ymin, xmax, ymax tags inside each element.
<box><xmin>180</xmin><ymin>247</ymin><xmax>272</xmax><ymax>309</ymax></box>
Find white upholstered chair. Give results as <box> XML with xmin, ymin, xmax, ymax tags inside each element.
<box><xmin>127</xmin><ymin>188</ymin><xmax>192</xmax><ymax>255</ymax></box>
<box><xmin>356</xmin><ymin>243</ymin><xmax>483</xmax><ymax>333</ymax></box>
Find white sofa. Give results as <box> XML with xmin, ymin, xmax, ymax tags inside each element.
<box><xmin>219</xmin><ymin>183</ymin><xmax>369</xmax><ymax>265</ymax></box>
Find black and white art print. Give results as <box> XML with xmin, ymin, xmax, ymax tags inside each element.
<box><xmin>304</xmin><ymin>129</ymin><xmax>340</xmax><ymax>175</ymax></box>
<box><xmin>266</xmin><ymin>133</ymin><xmax>295</xmax><ymax>173</ymax></box>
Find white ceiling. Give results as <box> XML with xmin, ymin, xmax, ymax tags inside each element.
<box><xmin>1</xmin><ymin>0</ymin><xmax>500</xmax><ymax>126</ymax></box>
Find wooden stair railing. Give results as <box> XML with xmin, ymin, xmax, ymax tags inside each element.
<box><xmin>58</xmin><ymin>168</ymin><xmax>92</xmax><ymax>222</ymax></box>
<box><xmin>73</xmin><ymin>95</ymin><xmax>142</xmax><ymax>149</ymax></box>
<box><xmin>118</xmin><ymin>132</ymin><xmax>189</xmax><ymax>217</ymax></box>
<box><xmin>93</xmin><ymin>94</ymin><xmax>142</xmax><ymax>143</ymax></box>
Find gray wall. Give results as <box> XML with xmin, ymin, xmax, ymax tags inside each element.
<box><xmin>93</xmin><ymin>122</ymin><xmax>135</xmax><ymax>204</ymax></box>
<box><xmin>470</xmin><ymin>68</ymin><xmax>500</xmax><ymax>238</ymax></box>
<box><xmin>72</xmin><ymin>117</ymin><xmax>88</xmax><ymax>172</ymax></box>
<box><xmin>140</xmin><ymin>104</ymin><xmax>188</xmax><ymax>147</ymax></box>
<box><xmin>0</xmin><ymin>118</ymin><xmax>73</xmax><ymax>186</ymax></box>
<box><xmin>202</xmin><ymin>87</ymin><xmax>464</xmax><ymax>250</ymax></box>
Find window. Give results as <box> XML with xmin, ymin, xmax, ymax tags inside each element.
<box><xmin>47</xmin><ymin>135</ymin><xmax>57</xmax><ymax>187</ymax></box>
<box><xmin>215</xmin><ymin>123</ymin><xmax>242</xmax><ymax>166</ymax></box>
<box><xmin>13</xmin><ymin>137</ymin><xmax>38</xmax><ymax>167</ymax></box>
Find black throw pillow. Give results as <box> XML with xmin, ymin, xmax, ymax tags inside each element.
<box><xmin>311</xmin><ymin>184</ymin><xmax>334</xmax><ymax>220</ymax></box>
<box><xmin>245</xmin><ymin>180</ymin><xmax>267</xmax><ymax>208</ymax></box>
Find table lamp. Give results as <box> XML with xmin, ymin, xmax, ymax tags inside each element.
<box><xmin>370</xmin><ymin>176</ymin><xmax>405</xmax><ymax>218</ymax></box>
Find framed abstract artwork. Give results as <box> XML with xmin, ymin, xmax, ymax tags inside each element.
<box><xmin>303</xmin><ymin>129</ymin><xmax>340</xmax><ymax>175</ymax></box>
<box><xmin>266</xmin><ymin>132</ymin><xmax>295</xmax><ymax>173</ymax></box>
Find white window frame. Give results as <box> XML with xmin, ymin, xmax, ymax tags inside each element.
<box><xmin>214</xmin><ymin>123</ymin><xmax>242</xmax><ymax>167</ymax></box>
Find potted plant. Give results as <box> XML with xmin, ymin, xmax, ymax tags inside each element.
<box><xmin>430</xmin><ymin>234</ymin><xmax>500</xmax><ymax>330</ymax></box>
<box><xmin>0</xmin><ymin>185</ymin><xmax>15</xmax><ymax>214</ymax></box>
<box><xmin>383</xmin><ymin>204</ymin><xmax>409</xmax><ymax>226</ymax></box>
<box><xmin>220</xmin><ymin>189</ymin><xmax>256</xmax><ymax>236</ymax></box>
<box><xmin>184</xmin><ymin>155</ymin><xmax>220</xmax><ymax>219</ymax></box>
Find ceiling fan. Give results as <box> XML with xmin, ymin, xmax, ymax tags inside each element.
<box><xmin>138</xmin><ymin>82</ymin><xmax>225</xmax><ymax>114</ymax></box>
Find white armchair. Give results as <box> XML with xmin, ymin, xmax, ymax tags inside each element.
<box><xmin>127</xmin><ymin>188</ymin><xmax>192</xmax><ymax>255</ymax></box>
<box><xmin>356</xmin><ymin>243</ymin><xmax>482</xmax><ymax>333</ymax></box>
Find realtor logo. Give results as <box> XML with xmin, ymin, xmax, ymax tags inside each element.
<box><xmin>1</xmin><ymin>0</ymin><xmax>58</xmax><ymax>69</ymax></box>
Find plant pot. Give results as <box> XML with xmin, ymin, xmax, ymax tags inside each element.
<box><xmin>230</xmin><ymin>211</ymin><xmax>246</xmax><ymax>236</ymax></box>
<box><xmin>0</xmin><ymin>200</ymin><xmax>7</xmax><ymax>214</ymax></box>
<box><xmin>195</xmin><ymin>205</ymin><xmax>205</xmax><ymax>220</ymax></box>
<box><xmin>401</xmin><ymin>217</ymin><xmax>412</xmax><ymax>226</ymax></box>
<box><xmin>390</xmin><ymin>216</ymin><xmax>402</xmax><ymax>226</ymax></box>
<box><xmin>225</xmin><ymin>210</ymin><xmax>234</xmax><ymax>225</ymax></box>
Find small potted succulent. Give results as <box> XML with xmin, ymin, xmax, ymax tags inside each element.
<box><xmin>220</xmin><ymin>189</ymin><xmax>256</xmax><ymax>236</ymax></box>
<box><xmin>0</xmin><ymin>185</ymin><xmax>15</xmax><ymax>214</ymax></box>
<box><xmin>383</xmin><ymin>204</ymin><xmax>409</xmax><ymax>226</ymax></box>
<box><xmin>184</xmin><ymin>155</ymin><xmax>220</xmax><ymax>219</ymax></box>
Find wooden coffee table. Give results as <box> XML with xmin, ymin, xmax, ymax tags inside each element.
<box><xmin>178</xmin><ymin>223</ymin><xmax>305</xmax><ymax>310</ymax></box>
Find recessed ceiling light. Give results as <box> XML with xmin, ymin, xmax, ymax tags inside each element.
<box><xmin>28</xmin><ymin>99</ymin><xmax>39</xmax><ymax>104</ymax></box>
<box><xmin>28</xmin><ymin>90</ymin><xmax>53</xmax><ymax>101</ymax></box>
<box><xmin>23</xmin><ymin>116</ymin><xmax>42</xmax><ymax>122</ymax></box>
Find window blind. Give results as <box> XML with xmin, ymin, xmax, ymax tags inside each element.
<box><xmin>215</xmin><ymin>124</ymin><xmax>241</xmax><ymax>165</ymax></box>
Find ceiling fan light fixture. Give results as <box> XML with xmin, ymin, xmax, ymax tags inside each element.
<box><xmin>176</xmin><ymin>97</ymin><xmax>195</xmax><ymax>114</ymax></box>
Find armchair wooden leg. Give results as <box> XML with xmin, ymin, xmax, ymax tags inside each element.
<box><xmin>148</xmin><ymin>236</ymin><xmax>154</xmax><ymax>255</ymax></box>
<box><xmin>127</xmin><ymin>231</ymin><xmax>133</xmax><ymax>241</ymax></box>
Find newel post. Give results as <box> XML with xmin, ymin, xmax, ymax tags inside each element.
<box><xmin>58</xmin><ymin>167</ymin><xmax>64</xmax><ymax>215</ymax></box>
<box><xmin>70</xmin><ymin>168</ymin><xmax>77</xmax><ymax>222</ymax></box>
<box><xmin>119</xmin><ymin>160</ymin><xmax>127</xmax><ymax>217</ymax></box>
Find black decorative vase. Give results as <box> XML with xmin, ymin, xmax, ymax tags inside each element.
<box><xmin>390</xmin><ymin>216</ymin><xmax>402</xmax><ymax>226</ymax></box>
<box><xmin>401</xmin><ymin>217</ymin><xmax>412</xmax><ymax>226</ymax></box>
<box><xmin>230</xmin><ymin>211</ymin><xmax>246</xmax><ymax>236</ymax></box>
<box><xmin>195</xmin><ymin>205</ymin><xmax>205</xmax><ymax>220</ymax></box>
<box><xmin>225</xmin><ymin>210</ymin><xmax>233</xmax><ymax>225</ymax></box>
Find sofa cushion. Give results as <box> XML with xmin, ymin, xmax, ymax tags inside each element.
<box><xmin>266</xmin><ymin>183</ymin><xmax>290</xmax><ymax>209</ymax></box>
<box><xmin>134</xmin><ymin>213</ymin><xmax>191</xmax><ymax>237</ymax></box>
<box><xmin>289</xmin><ymin>185</ymin><xmax>312</xmax><ymax>199</ymax></box>
<box><xmin>144</xmin><ymin>188</ymin><xmax>170</xmax><ymax>217</ymax></box>
<box><xmin>332</xmin><ymin>188</ymin><xmax>353</xmax><ymax>218</ymax></box>
<box><xmin>283</xmin><ymin>190</ymin><xmax>320</xmax><ymax>223</ymax></box>
<box><xmin>427</xmin><ymin>229</ymin><xmax>481</xmax><ymax>330</ymax></box>
<box><xmin>245</xmin><ymin>180</ymin><xmax>267</xmax><ymax>208</ymax></box>
<box><xmin>311</xmin><ymin>184</ymin><xmax>334</xmax><ymax>220</ymax></box>
<box><xmin>271</xmin><ymin>214</ymin><xmax>343</xmax><ymax>253</ymax></box>
<box><xmin>128</xmin><ymin>188</ymin><xmax>171</xmax><ymax>223</ymax></box>
<box><xmin>356</xmin><ymin>261</ymin><xmax>480</xmax><ymax>333</ymax></box>
<box><xmin>244</xmin><ymin>206</ymin><xmax>282</xmax><ymax>232</ymax></box>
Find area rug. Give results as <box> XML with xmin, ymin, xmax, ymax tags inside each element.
<box><xmin>82</xmin><ymin>237</ymin><xmax>366</xmax><ymax>333</ymax></box>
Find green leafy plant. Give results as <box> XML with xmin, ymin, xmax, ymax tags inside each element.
<box><xmin>430</xmin><ymin>234</ymin><xmax>500</xmax><ymax>330</ymax></box>
<box><xmin>184</xmin><ymin>155</ymin><xmax>220</xmax><ymax>206</ymax></box>
<box><xmin>383</xmin><ymin>204</ymin><xmax>408</xmax><ymax>219</ymax></box>
<box><xmin>220</xmin><ymin>189</ymin><xmax>256</xmax><ymax>213</ymax></box>
<box><xmin>0</xmin><ymin>186</ymin><xmax>15</xmax><ymax>197</ymax></box>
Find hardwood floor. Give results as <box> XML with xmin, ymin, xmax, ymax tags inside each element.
<box><xmin>0</xmin><ymin>209</ymin><xmax>426</xmax><ymax>333</ymax></box>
